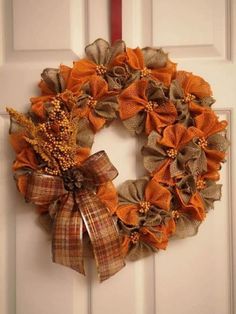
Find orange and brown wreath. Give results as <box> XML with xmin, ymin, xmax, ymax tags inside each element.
<box><xmin>7</xmin><ymin>38</ymin><xmax>229</xmax><ymax>281</ymax></box>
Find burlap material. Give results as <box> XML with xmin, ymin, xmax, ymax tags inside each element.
<box><xmin>207</xmin><ymin>133</ymin><xmax>229</xmax><ymax>152</ymax></box>
<box><xmin>76</xmin><ymin>117</ymin><xmax>95</xmax><ymax>148</ymax></box>
<box><xmin>142</xmin><ymin>130</ymin><xmax>201</xmax><ymax>177</ymax></box>
<box><xmin>118</xmin><ymin>178</ymin><xmax>148</xmax><ymax>205</ymax></box>
<box><xmin>173</xmin><ymin>214</ymin><xmax>201</xmax><ymax>239</ymax></box>
<box><xmin>117</xmin><ymin>177</ymin><xmax>174</xmax><ymax>260</ymax></box>
<box><xmin>119</xmin><ymin>79</ymin><xmax>177</xmax><ymax>135</ymax></box>
<box><xmin>170</xmin><ymin>79</ymin><xmax>215</xmax><ymax>122</ymax></box>
<box><xmin>176</xmin><ymin>175</ymin><xmax>196</xmax><ymax>204</ymax></box>
<box><xmin>41</xmin><ymin>68</ymin><xmax>65</xmax><ymax>94</ymax></box>
<box><xmin>85</xmin><ymin>38</ymin><xmax>126</xmax><ymax>66</ymax></box>
<box><xmin>78</xmin><ymin>80</ymin><xmax>119</xmax><ymax>123</ymax></box>
<box><xmin>199</xmin><ymin>181</ymin><xmax>222</xmax><ymax>211</ymax></box>
<box><xmin>141</xmin><ymin>131</ymin><xmax>166</xmax><ymax>173</ymax></box>
<box><xmin>142</xmin><ymin>47</ymin><xmax>168</xmax><ymax>68</ymax></box>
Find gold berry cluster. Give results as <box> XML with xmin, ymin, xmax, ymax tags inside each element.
<box><xmin>38</xmin><ymin>99</ymin><xmax>77</xmax><ymax>174</ymax></box>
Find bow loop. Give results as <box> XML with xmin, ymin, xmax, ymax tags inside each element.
<box><xmin>26</xmin><ymin>173</ymin><xmax>66</xmax><ymax>205</ymax></box>
<box><xmin>81</xmin><ymin>150</ymin><xmax>118</xmax><ymax>185</ymax></box>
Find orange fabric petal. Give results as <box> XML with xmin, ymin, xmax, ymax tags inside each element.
<box><xmin>121</xmin><ymin>235</ymin><xmax>132</xmax><ymax>257</ymax></box>
<box><xmin>88</xmin><ymin>111</ymin><xmax>106</xmax><ymax>132</ymax></box>
<box><xmin>119</xmin><ymin>80</ymin><xmax>148</xmax><ymax>120</ymax></box>
<box><xmin>176</xmin><ymin>71</ymin><xmax>212</xmax><ymax>98</ymax></box>
<box><xmin>10</xmin><ymin>133</ymin><xmax>28</xmax><ymax>154</ymax></box>
<box><xmin>73</xmin><ymin>59</ymin><xmax>98</xmax><ymax>83</ymax></box>
<box><xmin>13</xmin><ymin>148</ymin><xmax>38</xmax><ymax>171</ymax></box>
<box><xmin>97</xmin><ymin>181</ymin><xmax>118</xmax><ymax>214</ymax></box>
<box><xmin>90</xmin><ymin>76</ymin><xmax>111</xmax><ymax>100</ymax></box>
<box><xmin>160</xmin><ymin>124</ymin><xmax>201</xmax><ymax>149</ymax></box>
<box><xmin>145</xmin><ymin>179</ymin><xmax>171</xmax><ymax>210</ymax></box>
<box><xmin>153</xmin><ymin>159</ymin><xmax>174</xmax><ymax>186</ymax></box>
<box><xmin>126</xmin><ymin>47</ymin><xmax>145</xmax><ymax>70</ymax></box>
<box><xmin>74</xmin><ymin>147</ymin><xmax>90</xmax><ymax>166</ymax></box>
<box><xmin>65</xmin><ymin>73</ymin><xmax>83</xmax><ymax>96</ymax></box>
<box><xmin>17</xmin><ymin>174</ymin><xmax>29</xmax><ymax>196</ymax></box>
<box><xmin>60</xmin><ymin>64</ymin><xmax>72</xmax><ymax>87</ymax></box>
<box><xmin>195</xmin><ymin>111</ymin><xmax>228</xmax><ymax>138</ymax></box>
<box><xmin>151</xmin><ymin>60</ymin><xmax>177</xmax><ymax>86</ymax></box>
<box><xmin>201</xmin><ymin>170</ymin><xmax>220</xmax><ymax>181</ymax></box>
<box><xmin>116</xmin><ymin>204</ymin><xmax>140</xmax><ymax>226</ymax></box>
<box><xmin>189</xmin><ymin>101</ymin><xmax>211</xmax><ymax>115</ymax></box>
<box><xmin>204</xmin><ymin>148</ymin><xmax>225</xmax><ymax>172</ymax></box>
<box><xmin>145</xmin><ymin>101</ymin><xmax>177</xmax><ymax>134</ymax></box>
<box><xmin>140</xmin><ymin>223</ymin><xmax>174</xmax><ymax>250</ymax></box>
<box><xmin>38</xmin><ymin>80</ymin><xmax>55</xmax><ymax>96</ymax></box>
<box><xmin>176</xmin><ymin>189</ymin><xmax>206</xmax><ymax>221</ymax></box>
<box><xmin>30</xmin><ymin>95</ymin><xmax>53</xmax><ymax>120</ymax></box>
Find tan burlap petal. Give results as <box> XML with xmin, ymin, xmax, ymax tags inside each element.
<box><xmin>176</xmin><ymin>175</ymin><xmax>196</xmax><ymax>204</ymax></box>
<box><xmin>126</xmin><ymin>241</ymin><xmax>157</xmax><ymax>261</ymax></box>
<box><xmin>170</xmin><ymin>80</ymin><xmax>184</xmax><ymax>100</ymax></box>
<box><xmin>142</xmin><ymin>47</ymin><xmax>168</xmax><ymax>68</ymax></box>
<box><xmin>142</xmin><ymin>131</ymin><xmax>166</xmax><ymax>173</ymax></box>
<box><xmin>144</xmin><ymin>208</ymin><xmax>172</xmax><ymax>227</ymax></box>
<box><xmin>175</xmin><ymin>100</ymin><xmax>194</xmax><ymax>126</ymax></box>
<box><xmin>146</xmin><ymin>80</ymin><xmax>167</xmax><ymax>102</ymax></box>
<box><xmin>41</xmin><ymin>68</ymin><xmax>65</xmax><ymax>93</ymax></box>
<box><xmin>85</xmin><ymin>38</ymin><xmax>125</xmax><ymax>65</ymax></box>
<box><xmin>200</xmin><ymin>96</ymin><xmax>215</xmax><ymax>107</ymax></box>
<box><xmin>118</xmin><ymin>177</ymin><xmax>148</xmax><ymax>205</ymax></box>
<box><xmin>207</xmin><ymin>133</ymin><xmax>229</xmax><ymax>152</ymax></box>
<box><xmin>173</xmin><ymin>214</ymin><xmax>201</xmax><ymax>238</ymax></box>
<box><xmin>76</xmin><ymin>118</ymin><xmax>94</xmax><ymax>148</ymax></box>
<box><xmin>178</xmin><ymin>141</ymin><xmax>207</xmax><ymax>175</ymax></box>
<box><xmin>108</xmin><ymin>40</ymin><xmax>126</xmax><ymax>64</ymax></box>
<box><xmin>122</xmin><ymin>112</ymin><xmax>146</xmax><ymax>135</ymax></box>
<box><xmin>94</xmin><ymin>97</ymin><xmax>119</xmax><ymax>120</ymax></box>
<box><xmin>106</xmin><ymin>65</ymin><xmax>130</xmax><ymax>90</ymax></box>
<box><xmin>200</xmin><ymin>181</ymin><xmax>222</xmax><ymax>211</ymax></box>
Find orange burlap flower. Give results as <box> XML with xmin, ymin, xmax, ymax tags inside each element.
<box><xmin>150</xmin><ymin>124</ymin><xmax>200</xmax><ymax>184</ymax></box>
<box><xmin>120</xmin><ymin>219</ymin><xmax>176</xmax><ymax>257</ymax></box>
<box><xmin>194</xmin><ymin>111</ymin><xmax>228</xmax><ymax>171</ymax></box>
<box><xmin>119</xmin><ymin>79</ymin><xmax>177</xmax><ymax>134</ymax></box>
<box><xmin>30</xmin><ymin>65</ymin><xmax>83</xmax><ymax>120</ymax></box>
<box><xmin>117</xmin><ymin>178</ymin><xmax>171</xmax><ymax>226</ymax></box>
<box><xmin>116</xmin><ymin>178</ymin><xmax>175</xmax><ymax>257</ymax></box>
<box><xmin>72</xmin><ymin>39</ymin><xmax>126</xmax><ymax>84</ymax></box>
<box><xmin>74</xmin><ymin>76</ymin><xmax>118</xmax><ymax>132</ymax></box>
<box><xmin>175</xmin><ymin>71</ymin><xmax>213</xmax><ymax>114</ymax></box>
<box><xmin>116</xmin><ymin>47</ymin><xmax>177</xmax><ymax>86</ymax></box>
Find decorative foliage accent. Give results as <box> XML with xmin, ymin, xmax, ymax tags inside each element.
<box><xmin>7</xmin><ymin>38</ymin><xmax>229</xmax><ymax>280</ymax></box>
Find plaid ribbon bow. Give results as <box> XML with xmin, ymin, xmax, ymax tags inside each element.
<box><xmin>25</xmin><ymin>151</ymin><xmax>125</xmax><ymax>281</ymax></box>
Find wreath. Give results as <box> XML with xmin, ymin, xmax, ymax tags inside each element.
<box><xmin>7</xmin><ymin>38</ymin><xmax>229</xmax><ymax>281</ymax></box>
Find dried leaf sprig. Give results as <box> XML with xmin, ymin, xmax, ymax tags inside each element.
<box><xmin>7</xmin><ymin>97</ymin><xmax>80</xmax><ymax>175</ymax></box>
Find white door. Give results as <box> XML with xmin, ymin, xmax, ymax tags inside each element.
<box><xmin>0</xmin><ymin>0</ymin><xmax>235</xmax><ymax>314</ymax></box>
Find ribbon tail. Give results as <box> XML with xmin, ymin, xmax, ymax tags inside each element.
<box><xmin>76</xmin><ymin>190</ymin><xmax>125</xmax><ymax>282</ymax></box>
<box><xmin>52</xmin><ymin>193</ymin><xmax>85</xmax><ymax>275</ymax></box>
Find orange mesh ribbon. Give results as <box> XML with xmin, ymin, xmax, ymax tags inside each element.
<box><xmin>25</xmin><ymin>151</ymin><xmax>125</xmax><ymax>281</ymax></box>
